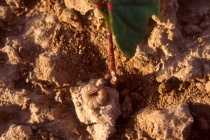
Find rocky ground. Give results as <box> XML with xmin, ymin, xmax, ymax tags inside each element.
<box><xmin>0</xmin><ymin>0</ymin><xmax>210</xmax><ymax>139</ymax></box>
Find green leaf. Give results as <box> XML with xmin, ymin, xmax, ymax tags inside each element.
<box><xmin>90</xmin><ymin>0</ymin><xmax>160</xmax><ymax>58</ymax></box>
<box><xmin>89</xmin><ymin>0</ymin><xmax>99</xmax><ymax>2</ymax></box>
<box><xmin>109</xmin><ymin>0</ymin><xmax>160</xmax><ymax>57</ymax></box>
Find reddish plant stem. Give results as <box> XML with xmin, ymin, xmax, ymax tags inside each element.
<box><xmin>93</xmin><ymin>1</ymin><xmax>117</xmax><ymax>86</ymax></box>
<box><xmin>107</xmin><ymin>30</ymin><xmax>117</xmax><ymax>86</ymax></box>
<box><xmin>93</xmin><ymin>2</ymin><xmax>101</xmax><ymax>9</ymax></box>
<box><xmin>107</xmin><ymin>1</ymin><xmax>113</xmax><ymax>10</ymax></box>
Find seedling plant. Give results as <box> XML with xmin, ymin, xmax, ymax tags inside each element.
<box><xmin>90</xmin><ymin>0</ymin><xmax>160</xmax><ymax>86</ymax></box>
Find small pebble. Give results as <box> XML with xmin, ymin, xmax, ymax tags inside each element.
<box><xmin>196</xmin><ymin>83</ymin><xmax>205</xmax><ymax>91</ymax></box>
<box><xmin>25</xmin><ymin>7</ymin><xmax>28</xmax><ymax>12</ymax></box>
<box><xmin>54</xmin><ymin>91</ymin><xmax>64</xmax><ymax>103</ymax></box>
<box><xmin>79</xmin><ymin>50</ymin><xmax>83</xmax><ymax>54</ymax></box>
<box><xmin>41</xmin><ymin>132</ymin><xmax>48</xmax><ymax>140</ymax></box>
<box><xmin>205</xmin><ymin>81</ymin><xmax>210</xmax><ymax>92</ymax></box>
<box><xmin>45</xmin><ymin>14</ymin><xmax>58</xmax><ymax>24</ymax></box>
<box><xmin>104</xmin><ymin>74</ymin><xmax>110</xmax><ymax>80</ymax></box>
<box><xmin>26</xmin><ymin>78</ymin><xmax>30</xmax><ymax>83</ymax></box>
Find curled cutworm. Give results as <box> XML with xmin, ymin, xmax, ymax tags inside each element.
<box><xmin>81</xmin><ymin>84</ymin><xmax>107</xmax><ymax>108</ymax></box>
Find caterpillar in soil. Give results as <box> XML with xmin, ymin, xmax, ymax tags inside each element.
<box><xmin>81</xmin><ymin>83</ymin><xmax>107</xmax><ymax>108</ymax></box>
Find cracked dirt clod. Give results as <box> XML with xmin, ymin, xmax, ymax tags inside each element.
<box><xmin>70</xmin><ymin>78</ymin><xmax>121</xmax><ymax>140</ymax></box>
<box><xmin>5</xmin><ymin>0</ymin><xmax>26</xmax><ymax>16</ymax></box>
<box><xmin>64</xmin><ymin>0</ymin><xmax>93</xmax><ymax>15</ymax></box>
<box><xmin>34</xmin><ymin>52</ymin><xmax>74</xmax><ymax>86</ymax></box>
<box><xmin>58</xmin><ymin>8</ymin><xmax>83</xmax><ymax>31</ymax></box>
<box><xmin>135</xmin><ymin>103</ymin><xmax>194</xmax><ymax>140</ymax></box>
<box><xmin>0</xmin><ymin>124</ymin><xmax>33</xmax><ymax>139</ymax></box>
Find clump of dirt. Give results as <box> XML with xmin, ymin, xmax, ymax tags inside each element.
<box><xmin>0</xmin><ymin>0</ymin><xmax>210</xmax><ymax>139</ymax></box>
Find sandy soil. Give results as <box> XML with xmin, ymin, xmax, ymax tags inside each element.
<box><xmin>0</xmin><ymin>0</ymin><xmax>210</xmax><ymax>139</ymax></box>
